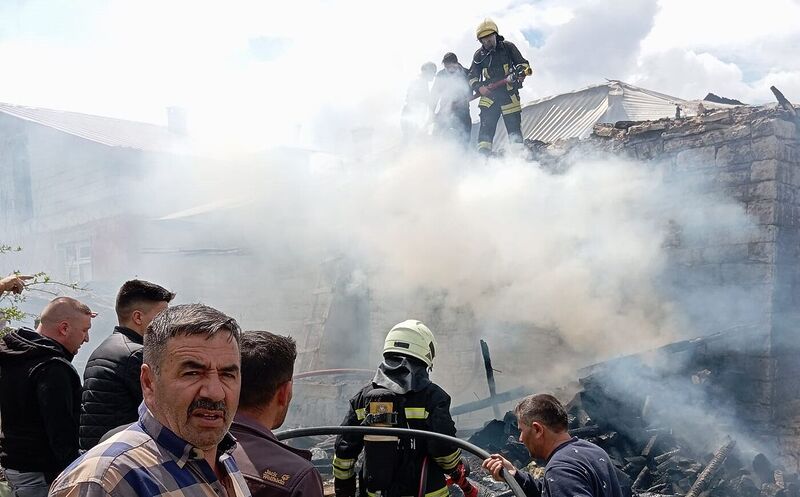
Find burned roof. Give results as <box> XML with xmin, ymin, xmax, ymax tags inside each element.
<box><xmin>486</xmin><ymin>80</ymin><xmax>734</xmax><ymax>149</ymax></box>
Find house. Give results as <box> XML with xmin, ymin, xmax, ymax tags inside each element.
<box><xmin>0</xmin><ymin>102</ymin><xmax>190</xmax><ymax>285</ymax></box>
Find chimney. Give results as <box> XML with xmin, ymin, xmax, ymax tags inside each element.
<box><xmin>166</xmin><ymin>106</ymin><xmax>188</xmax><ymax>135</ymax></box>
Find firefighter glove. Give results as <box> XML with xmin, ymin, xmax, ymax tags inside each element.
<box><xmin>462</xmin><ymin>482</ymin><xmax>479</xmax><ymax>497</ymax></box>
<box><xmin>448</xmin><ymin>460</ymin><xmax>471</xmax><ymax>488</ymax></box>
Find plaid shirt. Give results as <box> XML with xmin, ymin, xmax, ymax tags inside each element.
<box><xmin>49</xmin><ymin>405</ymin><xmax>251</xmax><ymax>497</ymax></box>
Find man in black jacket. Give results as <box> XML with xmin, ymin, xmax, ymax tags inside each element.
<box><xmin>0</xmin><ymin>297</ymin><xmax>95</xmax><ymax>497</ymax></box>
<box><xmin>79</xmin><ymin>279</ymin><xmax>174</xmax><ymax>449</ymax></box>
<box><xmin>468</xmin><ymin>18</ymin><xmax>531</xmax><ymax>155</ymax></box>
<box><xmin>431</xmin><ymin>52</ymin><xmax>473</xmax><ymax>146</ymax></box>
<box><xmin>333</xmin><ymin>320</ymin><xmax>477</xmax><ymax>497</ymax></box>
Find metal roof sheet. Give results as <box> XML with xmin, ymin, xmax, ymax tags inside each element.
<box><xmin>0</xmin><ymin>102</ymin><xmax>187</xmax><ymax>154</ymax></box>
<box><xmin>487</xmin><ymin>80</ymin><xmax>696</xmax><ymax>149</ymax></box>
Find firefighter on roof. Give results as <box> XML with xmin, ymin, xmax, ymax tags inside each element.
<box><xmin>468</xmin><ymin>18</ymin><xmax>531</xmax><ymax>155</ymax></box>
<box><xmin>333</xmin><ymin>320</ymin><xmax>477</xmax><ymax>497</ymax></box>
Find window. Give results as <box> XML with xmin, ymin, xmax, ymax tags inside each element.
<box><xmin>62</xmin><ymin>240</ymin><xmax>92</xmax><ymax>283</ymax></box>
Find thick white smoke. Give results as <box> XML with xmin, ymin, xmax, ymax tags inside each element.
<box><xmin>165</xmin><ymin>139</ymin><xmax>753</xmax><ymax>377</ymax></box>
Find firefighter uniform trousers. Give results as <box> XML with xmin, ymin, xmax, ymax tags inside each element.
<box><xmin>477</xmin><ymin>92</ymin><xmax>522</xmax><ymax>153</ymax></box>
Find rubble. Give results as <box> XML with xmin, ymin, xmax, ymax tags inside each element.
<box><xmin>458</xmin><ymin>360</ymin><xmax>800</xmax><ymax>497</ymax></box>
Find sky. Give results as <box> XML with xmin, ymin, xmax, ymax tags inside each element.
<box><xmin>1</xmin><ymin>0</ymin><xmax>799</xmax><ymax>151</ymax></box>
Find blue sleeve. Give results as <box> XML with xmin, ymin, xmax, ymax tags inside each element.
<box><xmin>514</xmin><ymin>470</ymin><xmax>543</xmax><ymax>497</ymax></box>
<box><xmin>543</xmin><ymin>465</ymin><xmax>593</xmax><ymax>497</ymax></box>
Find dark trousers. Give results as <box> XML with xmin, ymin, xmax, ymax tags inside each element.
<box><xmin>477</xmin><ymin>97</ymin><xmax>522</xmax><ymax>154</ymax></box>
<box><xmin>434</xmin><ymin>109</ymin><xmax>472</xmax><ymax>147</ymax></box>
<box><xmin>4</xmin><ymin>469</ymin><xmax>49</xmax><ymax>497</ymax></box>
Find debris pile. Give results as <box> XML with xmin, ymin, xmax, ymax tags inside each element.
<box><xmin>296</xmin><ymin>328</ymin><xmax>800</xmax><ymax>497</ymax></box>
<box><xmin>464</xmin><ymin>373</ymin><xmax>800</xmax><ymax>497</ymax></box>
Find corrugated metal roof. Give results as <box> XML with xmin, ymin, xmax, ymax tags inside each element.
<box><xmin>487</xmin><ymin>80</ymin><xmax>696</xmax><ymax>149</ymax></box>
<box><xmin>0</xmin><ymin>102</ymin><xmax>187</xmax><ymax>154</ymax></box>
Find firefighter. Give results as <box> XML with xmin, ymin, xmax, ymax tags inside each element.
<box><xmin>468</xmin><ymin>18</ymin><xmax>531</xmax><ymax>155</ymax></box>
<box><xmin>333</xmin><ymin>320</ymin><xmax>476</xmax><ymax>497</ymax></box>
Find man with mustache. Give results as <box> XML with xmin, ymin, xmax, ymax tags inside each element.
<box><xmin>49</xmin><ymin>304</ymin><xmax>251</xmax><ymax>497</ymax></box>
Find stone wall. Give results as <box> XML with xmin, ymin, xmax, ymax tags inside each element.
<box><xmin>588</xmin><ymin>105</ymin><xmax>800</xmax><ymax>468</ymax></box>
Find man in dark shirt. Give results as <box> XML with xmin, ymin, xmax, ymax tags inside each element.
<box><xmin>0</xmin><ymin>297</ymin><xmax>95</xmax><ymax>497</ymax></box>
<box><xmin>231</xmin><ymin>331</ymin><xmax>323</xmax><ymax>497</ymax></box>
<box><xmin>79</xmin><ymin>279</ymin><xmax>175</xmax><ymax>449</ymax></box>
<box><xmin>431</xmin><ymin>52</ymin><xmax>473</xmax><ymax>146</ymax></box>
<box><xmin>483</xmin><ymin>394</ymin><xmax>623</xmax><ymax>497</ymax></box>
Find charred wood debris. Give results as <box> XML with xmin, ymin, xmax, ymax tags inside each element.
<box><xmin>459</xmin><ymin>386</ymin><xmax>793</xmax><ymax>497</ymax></box>
<box><xmin>299</xmin><ymin>359</ymin><xmax>796</xmax><ymax>497</ymax></box>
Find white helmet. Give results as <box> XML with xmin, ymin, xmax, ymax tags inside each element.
<box><xmin>382</xmin><ymin>320</ymin><xmax>438</xmax><ymax>368</ymax></box>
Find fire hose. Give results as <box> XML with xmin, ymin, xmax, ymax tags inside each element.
<box><xmin>469</xmin><ymin>66</ymin><xmax>533</xmax><ymax>102</ymax></box>
<box><xmin>275</xmin><ymin>426</ymin><xmax>527</xmax><ymax>497</ymax></box>
<box><xmin>293</xmin><ymin>369</ymin><xmax>374</xmax><ymax>380</ymax></box>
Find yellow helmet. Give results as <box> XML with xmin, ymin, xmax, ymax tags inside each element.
<box><xmin>382</xmin><ymin>320</ymin><xmax>438</xmax><ymax>368</ymax></box>
<box><xmin>476</xmin><ymin>18</ymin><xmax>498</xmax><ymax>39</ymax></box>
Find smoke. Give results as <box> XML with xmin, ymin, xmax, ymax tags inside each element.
<box><xmin>134</xmin><ymin>139</ymin><xmax>754</xmax><ymax>387</ymax></box>
<box><xmin>345</xmin><ymin>149</ymin><xmax>678</xmax><ymax>354</ymax></box>
<box><xmin>583</xmin><ymin>345</ymin><xmax>769</xmax><ymax>461</ymax></box>
<box><xmin>0</xmin><ymin>0</ymin><xmax>778</xmax><ymax>451</ymax></box>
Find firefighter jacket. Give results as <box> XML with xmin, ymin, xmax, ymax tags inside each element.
<box><xmin>467</xmin><ymin>35</ymin><xmax>530</xmax><ymax>114</ymax></box>
<box><xmin>333</xmin><ymin>355</ymin><xmax>461</xmax><ymax>497</ymax></box>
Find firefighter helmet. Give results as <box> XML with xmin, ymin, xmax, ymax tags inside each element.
<box><xmin>476</xmin><ymin>18</ymin><xmax>498</xmax><ymax>39</ymax></box>
<box><xmin>383</xmin><ymin>320</ymin><xmax>437</xmax><ymax>368</ymax></box>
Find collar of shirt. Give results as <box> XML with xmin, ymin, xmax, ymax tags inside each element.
<box><xmin>115</xmin><ymin>325</ymin><xmax>144</xmax><ymax>344</ymax></box>
<box><xmin>137</xmin><ymin>403</ymin><xmax>239</xmax><ymax>470</ymax></box>
<box><xmin>546</xmin><ymin>436</ymin><xmax>579</xmax><ymax>464</ymax></box>
<box><xmin>232</xmin><ymin>412</ymin><xmax>277</xmax><ymax>442</ymax></box>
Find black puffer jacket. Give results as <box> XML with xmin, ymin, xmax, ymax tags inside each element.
<box><xmin>79</xmin><ymin>326</ymin><xmax>143</xmax><ymax>450</ymax></box>
<box><xmin>0</xmin><ymin>328</ymin><xmax>81</xmax><ymax>481</ymax></box>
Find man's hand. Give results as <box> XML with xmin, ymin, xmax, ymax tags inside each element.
<box><xmin>482</xmin><ymin>454</ymin><xmax>517</xmax><ymax>481</ymax></box>
<box><xmin>0</xmin><ymin>274</ymin><xmax>33</xmax><ymax>295</ymax></box>
<box><xmin>478</xmin><ymin>86</ymin><xmax>490</xmax><ymax>96</ymax></box>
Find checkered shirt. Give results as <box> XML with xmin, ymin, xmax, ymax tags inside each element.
<box><xmin>49</xmin><ymin>405</ymin><xmax>251</xmax><ymax>497</ymax></box>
